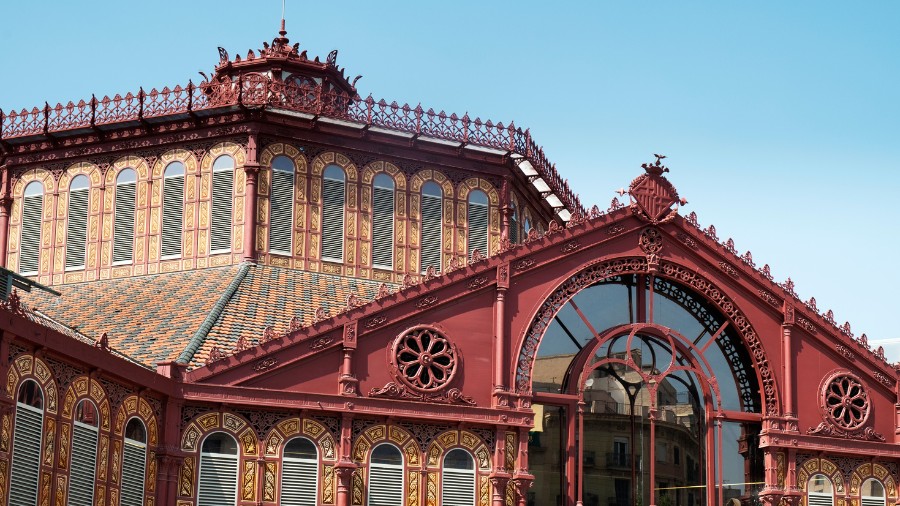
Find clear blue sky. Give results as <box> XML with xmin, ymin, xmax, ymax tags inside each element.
<box><xmin>2</xmin><ymin>2</ymin><xmax>898</xmax><ymax>358</ymax></box>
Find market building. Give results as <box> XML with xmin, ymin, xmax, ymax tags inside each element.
<box><xmin>0</xmin><ymin>23</ymin><xmax>896</xmax><ymax>506</ymax></box>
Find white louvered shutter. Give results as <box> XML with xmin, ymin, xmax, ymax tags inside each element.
<box><xmin>113</xmin><ymin>182</ymin><xmax>136</xmax><ymax>263</ymax></box>
<box><xmin>281</xmin><ymin>457</ymin><xmax>318</xmax><ymax>505</ymax></box>
<box><xmin>20</xmin><ymin>193</ymin><xmax>43</xmax><ymax>275</ymax></box>
<box><xmin>210</xmin><ymin>170</ymin><xmax>233</xmax><ymax>253</ymax></box>
<box><xmin>269</xmin><ymin>168</ymin><xmax>294</xmax><ymax>255</ymax></box>
<box><xmin>368</xmin><ymin>464</ymin><xmax>404</xmax><ymax>506</ymax></box>
<box><xmin>862</xmin><ymin>498</ymin><xmax>885</xmax><ymax>506</ymax></box>
<box><xmin>120</xmin><ymin>438</ymin><xmax>146</xmax><ymax>506</ymax></box>
<box><xmin>372</xmin><ymin>185</ymin><xmax>394</xmax><ymax>269</ymax></box>
<box><xmin>420</xmin><ymin>193</ymin><xmax>442</xmax><ymax>273</ymax></box>
<box><xmin>198</xmin><ymin>452</ymin><xmax>239</xmax><ymax>506</ymax></box>
<box><xmin>68</xmin><ymin>421</ymin><xmax>99</xmax><ymax>506</ymax></box>
<box><xmin>321</xmin><ymin>177</ymin><xmax>345</xmax><ymax>262</ymax></box>
<box><xmin>161</xmin><ymin>174</ymin><xmax>184</xmax><ymax>258</ymax></box>
<box><xmin>65</xmin><ymin>188</ymin><xmax>89</xmax><ymax>269</ymax></box>
<box><xmin>808</xmin><ymin>493</ymin><xmax>833</xmax><ymax>506</ymax></box>
<box><xmin>441</xmin><ymin>469</ymin><xmax>475</xmax><ymax>506</ymax></box>
<box><xmin>467</xmin><ymin>202</ymin><xmax>488</xmax><ymax>260</ymax></box>
<box><xmin>9</xmin><ymin>403</ymin><xmax>42</xmax><ymax>506</ymax></box>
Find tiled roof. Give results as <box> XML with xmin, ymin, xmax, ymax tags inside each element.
<box><xmin>21</xmin><ymin>265</ymin><xmax>243</xmax><ymax>367</ymax></box>
<box><xmin>194</xmin><ymin>265</ymin><xmax>394</xmax><ymax>368</ymax></box>
<box><xmin>20</xmin><ymin>264</ymin><xmax>396</xmax><ymax>370</ymax></box>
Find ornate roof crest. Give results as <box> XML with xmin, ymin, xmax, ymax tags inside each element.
<box><xmin>622</xmin><ymin>154</ymin><xmax>687</xmax><ymax>224</ymax></box>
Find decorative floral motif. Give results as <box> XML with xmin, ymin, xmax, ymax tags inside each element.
<box><xmin>392</xmin><ymin>326</ymin><xmax>458</xmax><ymax>392</ymax></box>
<box><xmin>821</xmin><ymin>371</ymin><xmax>870</xmax><ymax>431</ymax></box>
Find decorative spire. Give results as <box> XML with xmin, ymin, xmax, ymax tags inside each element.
<box><xmin>275</xmin><ymin>18</ymin><xmax>289</xmax><ymax>46</ymax></box>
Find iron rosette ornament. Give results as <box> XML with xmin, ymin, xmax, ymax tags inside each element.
<box><xmin>369</xmin><ymin>325</ymin><xmax>475</xmax><ymax>405</ymax></box>
<box><xmin>807</xmin><ymin>369</ymin><xmax>884</xmax><ymax>441</ymax></box>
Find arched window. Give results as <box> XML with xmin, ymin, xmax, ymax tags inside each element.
<box><xmin>65</xmin><ymin>176</ymin><xmax>90</xmax><ymax>270</ymax></box>
<box><xmin>20</xmin><ymin>181</ymin><xmax>44</xmax><ymax>275</ymax></box>
<box><xmin>372</xmin><ymin>173</ymin><xmax>395</xmax><ymax>270</ymax></box>
<box><xmin>113</xmin><ymin>169</ymin><xmax>137</xmax><ymax>264</ymax></box>
<box><xmin>523</xmin><ymin>216</ymin><xmax>532</xmax><ymax>237</ymax></box>
<box><xmin>420</xmin><ymin>181</ymin><xmax>443</xmax><ymax>273</ymax></box>
<box><xmin>281</xmin><ymin>437</ymin><xmax>318</xmax><ymax>505</ymax></box>
<box><xmin>9</xmin><ymin>380</ymin><xmax>44</xmax><ymax>505</ymax></box>
<box><xmin>68</xmin><ymin>399</ymin><xmax>100</xmax><ymax>506</ymax></box>
<box><xmin>368</xmin><ymin>443</ymin><xmax>403</xmax><ymax>506</ymax></box>
<box><xmin>198</xmin><ymin>432</ymin><xmax>239</xmax><ymax>506</ymax></box>
<box><xmin>508</xmin><ymin>200</ymin><xmax>519</xmax><ymax>245</ymax></box>
<box><xmin>808</xmin><ymin>474</ymin><xmax>834</xmax><ymax>506</ymax></box>
<box><xmin>210</xmin><ymin>155</ymin><xmax>235</xmax><ymax>254</ymax></box>
<box><xmin>321</xmin><ymin>165</ymin><xmax>345</xmax><ymax>262</ymax></box>
<box><xmin>441</xmin><ymin>449</ymin><xmax>476</xmax><ymax>506</ymax></box>
<box><xmin>161</xmin><ymin>162</ymin><xmax>185</xmax><ymax>258</ymax></box>
<box><xmin>466</xmin><ymin>190</ymin><xmax>488</xmax><ymax>260</ymax></box>
<box><xmin>269</xmin><ymin>155</ymin><xmax>295</xmax><ymax>255</ymax></box>
<box><xmin>121</xmin><ymin>418</ymin><xmax>147</xmax><ymax>506</ymax></box>
<box><xmin>862</xmin><ymin>479</ymin><xmax>885</xmax><ymax>506</ymax></box>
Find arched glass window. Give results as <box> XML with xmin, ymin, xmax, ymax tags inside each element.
<box><xmin>281</xmin><ymin>437</ymin><xmax>318</xmax><ymax>505</ymax></box>
<box><xmin>113</xmin><ymin>169</ymin><xmax>137</xmax><ymax>264</ymax></box>
<box><xmin>862</xmin><ymin>479</ymin><xmax>885</xmax><ymax>506</ymax></box>
<box><xmin>65</xmin><ymin>176</ymin><xmax>90</xmax><ymax>270</ymax></box>
<box><xmin>523</xmin><ymin>216</ymin><xmax>532</xmax><ymax>236</ymax></box>
<box><xmin>508</xmin><ymin>201</ymin><xmax>519</xmax><ymax>245</ymax></box>
<box><xmin>368</xmin><ymin>443</ymin><xmax>403</xmax><ymax>506</ymax></box>
<box><xmin>198</xmin><ymin>432</ymin><xmax>239</xmax><ymax>506</ymax></box>
<box><xmin>372</xmin><ymin>173</ymin><xmax>395</xmax><ymax>270</ymax></box>
<box><xmin>808</xmin><ymin>474</ymin><xmax>834</xmax><ymax>506</ymax></box>
<box><xmin>9</xmin><ymin>380</ymin><xmax>44</xmax><ymax>505</ymax></box>
<box><xmin>441</xmin><ymin>449</ymin><xmax>475</xmax><ymax>506</ymax></box>
<box><xmin>68</xmin><ymin>399</ymin><xmax>100</xmax><ymax>506</ymax></box>
<box><xmin>121</xmin><ymin>418</ymin><xmax>147</xmax><ymax>506</ymax></box>
<box><xmin>161</xmin><ymin>162</ymin><xmax>185</xmax><ymax>258</ymax></box>
<box><xmin>269</xmin><ymin>155</ymin><xmax>295</xmax><ymax>255</ymax></box>
<box><xmin>20</xmin><ymin>181</ymin><xmax>44</xmax><ymax>275</ymax></box>
<box><xmin>466</xmin><ymin>190</ymin><xmax>488</xmax><ymax>260</ymax></box>
<box><xmin>420</xmin><ymin>181</ymin><xmax>443</xmax><ymax>273</ymax></box>
<box><xmin>321</xmin><ymin>165</ymin><xmax>345</xmax><ymax>262</ymax></box>
<box><xmin>210</xmin><ymin>155</ymin><xmax>235</xmax><ymax>254</ymax></box>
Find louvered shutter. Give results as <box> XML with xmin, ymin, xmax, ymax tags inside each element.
<box><xmin>509</xmin><ymin>212</ymin><xmax>519</xmax><ymax>244</ymax></box>
<box><xmin>65</xmin><ymin>188</ymin><xmax>89</xmax><ymax>269</ymax></box>
<box><xmin>467</xmin><ymin>203</ymin><xmax>488</xmax><ymax>259</ymax></box>
<box><xmin>210</xmin><ymin>170</ymin><xmax>233</xmax><ymax>253</ymax></box>
<box><xmin>321</xmin><ymin>177</ymin><xmax>345</xmax><ymax>262</ymax></box>
<box><xmin>269</xmin><ymin>169</ymin><xmax>294</xmax><ymax>255</ymax></box>
<box><xmin>862</xmin><ymin>498</ymin><xmax>885</xmax><ymax>506</ymax></box>
<box><xmin>372</xmin><ymin>185</ymin><xmax>394</xmax><ymax>269</ymax></box>
<box><xmin>113</xmin><ymin>182</ymin><xmax>135</xmax><ymax>263</ymax></box>
<box><xmin>9</xmin><ymin>403</ymin><xmax>42</xmax><ymax>506</ymax></box>
<box><xmin>420</xmin><ymin>194</ymin><xmax>442</xmax><ymax>273</ymax></box>
<box><xmin>441</xmin><ymin>469</ymin><xmax>475</xmax><ymax>506</ymax></box>
<box><xmin>68</xmin><ymin>421</ymin><xmax>99</xmax><ymax>506</ymax></box>
<box><xmin>161</xmin><ymin>174</ymin><xmax>184</xmax><ymax>258</ymax></box>
<box><xmin>198</xmin><ymin>452</ymin><xmax>239</xmax><ymax>506</ymax></box>
<box><xmin>281</xmin><ymin>457</ymin><xmax>318</xmax><ymax>506</ymax></box>
<box><xmin>368</xmin><ymin>464</ymin><xmax>404</xmax><ymax>506</ymax></box>
<box><xmin>120</xmin><ymin>438</ymin><xmax>146</xmax><ymax>506</ymax></box>
<box><xmin>20</xmin><ymin>194</ymin><xmax>43</xmax><ymax>275</ymax></box>
<box><xmin>808</xmin><ymin>494</ymin><xmax>833</xmax><ymax>506</ymax></box>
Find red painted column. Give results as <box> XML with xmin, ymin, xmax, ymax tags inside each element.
<box><xmin>0</xmin><ymin>165</ymin><xmax>11</xmax><ymax>267</ymax></box>
<box><xmin>493</xmin><ymin>263</ymin><xmax>510</xmax><ymax>407</ymax></box>
<box><xmin>648</xmin><ymin>406</ymin><xmax>656</xmax><ymax>506</ymax></box>
<box><xmin>335</xmin><ymin>413</ymin><xmax>357</xmax><ymax>506</ymax></box>
<box><xmin>782</xmin><ymin>302</ymin><xmax>795</xmax><ymax>418</ymax></box>
<box><xmin>243</xmin><ymin>133</ymin><xmax>261</xmax><ymax>262</ymax></box>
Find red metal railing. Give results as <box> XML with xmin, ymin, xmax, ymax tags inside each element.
<box><xmin>0</xmin><ymin>76</ymin><xmax>582</xmax><ymax>213</ymax></box>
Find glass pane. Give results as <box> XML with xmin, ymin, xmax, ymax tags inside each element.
<box><xmin>374</xmin><ymin>173</ymin><xmax>394</xmax><ymax>189</ymax></box>
<box><xmin>117</xmin><ymin>168</ymin><xmax>136</xmax><ymax>184</ymax></box>
<box><xmin>75</xmin><ymin>399</ymin><xmax>99</xmax><ymax>427</ymax></box>
<box><xmin>17</xmin><ymin>380</ymin><xmax>43</xmax><ymax>409</ymax></box>
<box><xmin>371</xmin><ymin>444</ymin><xmax>402</xmax><ymax>465</ymax></box>
<box><xmin>24</xmin><ymin>181</ymin><xmax>44</xmax><ymax>196</ymax></box>
<box><xmin>213</xmin><ymin>155</ymin><xmax>234</xmax><ymax>171</ymax></box>
<box><xmin>443</xmin><ymin>449</ymin><xmax>474</xmax><ymax>470</ymax></box>
<box><xmin>422</xmin><ymin>181</ymin><xmax>441</xmax><ymax>197</ymax></box>
<box><xmin>529</xmin><ymin>405</ymin><xmax>563</xmax><ymax>506</ymax></box>
<box><xmin>202</xmin><ymin>432</ymin><xmax>238</xmax><ymax>455</ymax></box>
<box><xmin>324</xmin><ymin>165</ymin><xmax>345</xmax><ymax>181</ymax></box>
<box><xmin>862</xmin><ymin>479</ymin><xmax>885</xmax><ymax>497</ymax></box>
<box><xmin>70</xmin><ymin>175</ymin><xmax>90</xmax><ymax>190</ymax></box>
<box><xmin>125</xmin><ymin>418</ymin><xmax>146</xmax><ymax>443</ymax></box>
<box><xmin>809</xmin><ymin>474</ymin><xmax>833</xmax><ymax>494</ymax></box>
<box><xmin>284</xmin><ymin>437</ymin><xmax>317</xmax><ymax>460</ymax></box>
<box><xmin>164</xmin><ymin>161</ymin><xmax>185</xmax><ymax>177</ymax></box>
<box><xmin>272</xmin><ymin>155</ymin><xmax>293</xmax><ymax>173</ymax></box>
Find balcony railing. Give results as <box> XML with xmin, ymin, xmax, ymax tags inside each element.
<box><xmin>0</xmin><ymin>76</ymin><xmax>582</xmax><ymax>215</ymax></box>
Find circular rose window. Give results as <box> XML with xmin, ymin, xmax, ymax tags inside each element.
<box><xmin>821</xmin><ymin>371</ymin><xmax>870</xmax><ymax>430</ymax></box>
<box><xmin>392</xmin><ymin>326</ymin><xmax>458</xmax><ymax>392</ymax></box>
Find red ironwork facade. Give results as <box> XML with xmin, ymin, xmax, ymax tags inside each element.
<box><xmin>0</xmin><ymin>25</ymin><xmax>896</xmax><ymax>506</ymax></box>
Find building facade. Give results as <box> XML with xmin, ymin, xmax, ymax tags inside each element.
<box><xmin>0</xmin><ymin>24</ymin><xmax>897</xmax><ymax>506</ymax></box>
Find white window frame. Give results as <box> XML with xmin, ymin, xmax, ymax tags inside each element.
<box><xmin>112</xmin><ymin>169</ymin><xmax>137</xmax><ymax>266</ymax></box>
<box><xmin>9</xmin><ymin>380</ymin><xmax>44</xmax><ymax>506</ymax></box>
<box><xmin>161</xmin><ymin>162</ymin><xmax>186</xmax><ymax>260</ymax></box>
<box><xmin>65</xmin><ymin>176</ymin><xmax>90</xmax><ymax>271</ymax></box>
<box><xmin>120</xmin><ymin>417</ymin><xmax>147</xmax><ymax>506</ymax></box>
<box><xmin>371</xmin><ymin>174</ymin><xmax>395</xmax><ymax>270</ymax></box>
<box><xmin>197</xmin><ymin>432</ymin><xmax>240</xmax><ymax>506</ymax></box>
<box><xmin>19</xmin><ymin>182</ymin><xmax>44</xmax><ymax>276</ymax></box>
<box><xmin>420</xmin><ymin>181</ymin><xmax>443</xmax><ymax>274</ymax></box>
<box><xmin>209</xmin><ymin>156</ymin><xmax>235</xmax><ymax>255</ymax></box>
<box><xmin>280</xmin><ymin>436</ymin><xmax>319</xmax><ymax>506</ymax></box>
<box><xmin>321</xmin><ymin>165</ymin><xmax>346</xmax><ymax>263</ymax></box>
<box><xmin>268</xmin><ymin>156</ymin><xmax>295</xmax><ymax>256</ymax></box>
<box><xmin>368</xmin><ymin>443</ymin><xmax>405</xmax><ymax>506</ymax></box>
<box><xmin>441</xmin><ymin>449</ymin><xmax>476</xmax><ymax>506</ymax></box>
